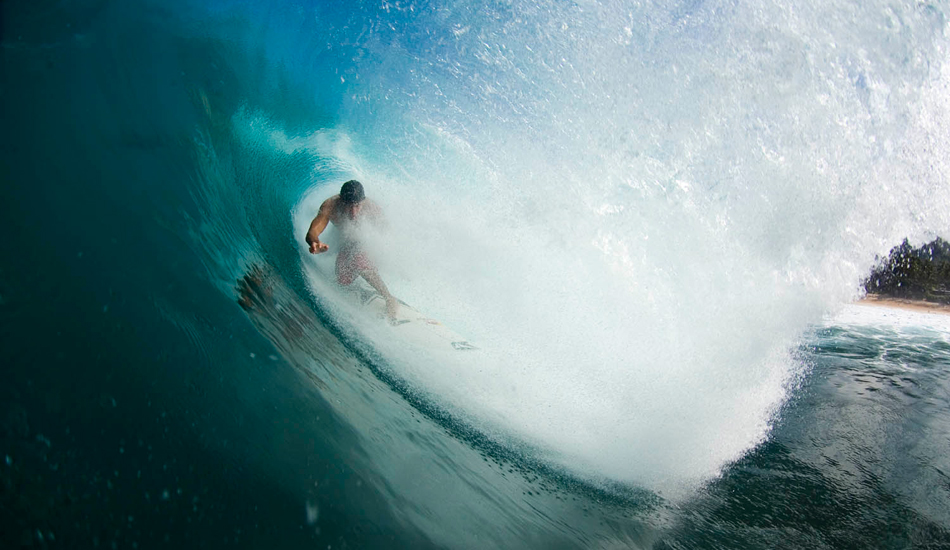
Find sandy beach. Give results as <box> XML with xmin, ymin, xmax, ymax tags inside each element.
<box><xmin>856</xmin><ymin>294</ymin><xmax>950</xmax><ymax>316</ymax></box>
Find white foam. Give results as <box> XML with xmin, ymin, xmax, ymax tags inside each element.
<box><xmin>268</xmin><ymin>0</ymin><xmax>950</xmax><ymax>498</ymax></box>
<box><xmin>832</xmin><ymin>303</ymin><xmax>950</xmax><ymax>334</ymax></box>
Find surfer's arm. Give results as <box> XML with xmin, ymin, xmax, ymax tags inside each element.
<box><xmin>305</xmin><ymin>198</ymin><xmax>333</xmax><ymax>254</ymax></box>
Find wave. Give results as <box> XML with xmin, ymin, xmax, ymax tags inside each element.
<box><xmin>162</xmin><ymin>0</ymin><xmax>950</xmax><ymax>500</ymax></box>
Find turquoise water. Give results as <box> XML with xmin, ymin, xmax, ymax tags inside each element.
<box><xmin>2</xmin><ymin>0</ymin><xmax>950</xmax><ymax>547</ymax></box>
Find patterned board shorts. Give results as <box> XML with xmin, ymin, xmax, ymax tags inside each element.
<box><xmin>335</xmin><ymin>243</ymin><xmax>374</xmax><ymax>285</ymax></box>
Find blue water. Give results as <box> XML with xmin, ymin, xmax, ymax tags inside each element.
<box><xmin>2</xmin><ymin>0</ymin><xmax>950</xmax><ymax>548</ymax></box>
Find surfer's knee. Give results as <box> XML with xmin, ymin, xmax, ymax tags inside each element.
<box><xmin>336</xmin><ymin>270</ymin><xmax>356</xmax><ymax>286</ymax></box>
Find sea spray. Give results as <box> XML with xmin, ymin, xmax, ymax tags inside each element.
<box><xmin>274</xmin><ymin>0</ymin><xmax>950</xmax><ymax>496</ymax></box>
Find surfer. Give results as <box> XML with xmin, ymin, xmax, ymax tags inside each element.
<box><xmin>305</xmin><ymin>180</ymin><xmax>400</xmax><ymax>320</ymax></box>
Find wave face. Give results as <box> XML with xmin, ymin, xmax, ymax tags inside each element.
<box><xmin>2</xmin><ymin>0</ymin><xmax>950</xmax><ymax>548</ymax></box>
<box><xmin>266</xmin><ymin>0</ymin><xmax>950</xmax><ymax>495</ymax></box>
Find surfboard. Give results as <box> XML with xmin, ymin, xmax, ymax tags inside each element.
<box><xmin>346</xmin><ymin>280</ymin><xmax>478</xmax><ymax>352</ymax></box>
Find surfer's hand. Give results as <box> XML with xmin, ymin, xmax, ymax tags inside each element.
<box><xmin>308</xmin><ymin>239</ymin><xmax>329</xmax><ymax>254</ymax></box>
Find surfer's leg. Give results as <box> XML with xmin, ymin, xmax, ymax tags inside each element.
<box><xmin>360</xmin><ymin>268</ymin><xmax>399</xmax><ymax>320</ymax></box>
<box><xmin>335</xmin><ymin>247</ymin><xmax>357</xmax><ymax>285</ymax></box>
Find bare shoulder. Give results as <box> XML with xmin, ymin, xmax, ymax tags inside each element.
<box><xmin>365</xmin><ymin>198</ymin><xmax>383</xmax><ymax>214</ymax></box>
<box><xmin>320</xmin><ymin>195</ymin><xmax>340</xmax><ymax>213</ymax></box>
<box><xmin>364</xmin><ymin>198</ymin><xmax>385</xmax><ymax>221</ymax></box>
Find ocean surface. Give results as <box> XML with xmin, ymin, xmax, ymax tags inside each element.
<box><xmin>3</xmin><ymin>0</ymin><xmax>950</xmax><ymax>548</ymax></box>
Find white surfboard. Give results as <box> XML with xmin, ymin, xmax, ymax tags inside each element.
<box><xmin>346</xmin><ymin>280</ymin><xmax>478</xmax><ymax>352</ymax></box>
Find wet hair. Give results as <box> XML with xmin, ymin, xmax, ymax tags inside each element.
<box><xmin>339</xmin><ymin>180</ymin><xmax>365</xmax><ymax>204</ymax></box>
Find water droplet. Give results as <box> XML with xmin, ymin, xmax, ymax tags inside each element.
<box><xmin>305</xmin><ymin>501</ymin><xmax>319</xmax><ymax>524</ymax></box>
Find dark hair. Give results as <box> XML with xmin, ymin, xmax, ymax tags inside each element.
<box><xmin>339</xmin><ymin>180</ymin><xmax>365</xmax><ymax>204</ymax></box>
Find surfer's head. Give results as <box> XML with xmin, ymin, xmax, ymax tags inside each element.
<box><xmin>340</xmin><ymin>180</ymin><xmax>365</xmax><ymax>205</ymax></box>
<box><xmin>339</xmin><ymin>180</ymin><xmax>366</xmax><ymax>220</ymax></box>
